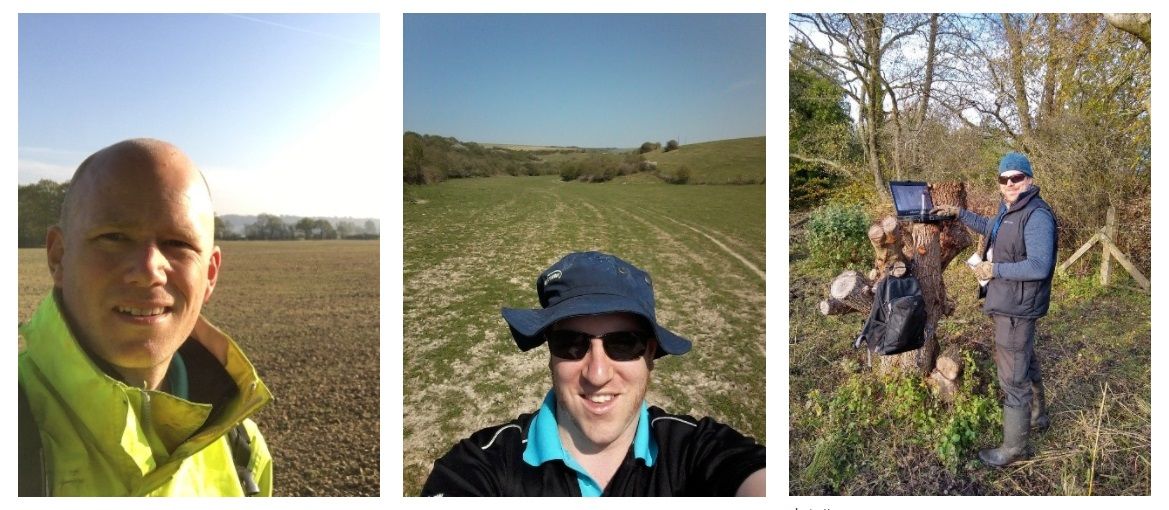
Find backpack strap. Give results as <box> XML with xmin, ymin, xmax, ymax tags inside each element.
<box><xmin>228</xmin><ymin>423</ymin><xmax>260</xmax><ymax>496</ymax></box>
<box><xmin>18</xmin><ymin>384</ymin><xmax>49</xmax><ymax>497</ymax></box>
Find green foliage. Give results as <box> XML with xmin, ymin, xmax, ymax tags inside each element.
<box><xmin>294</xmin><ymin>217</ymin><xmax>338</xmax><ymax>240</ymax></box>
<box><xmin>790</xmin><ymin>158</ymin><xmax>843</xmax><ymax>210</ymax></box>
<box><xmin>558</xmin><ymin>152</ymin><xmax>647</xmax><ymax>183</ymax></box>
<box><xmin>665</xmin><ymin>139</ymin><xmax>680</xmax><ymax>152</ymax></box>
<box><xmin>805</xmin><ymin>203</ymin><xmax>871</xmax><ymax>269</ymax></box>
<box><xmin>935</xmin><ymin>350</ymin><xmax>1000</xmax><ymax>470</ymax></box>
<box><xmin>18</xmin><ymin>179</ymin><xmax>69</xmax><ymax>248</ymax></box>
<box><xmin>402</xmin><ymin>131</ymin><xmax>554</xmax><ymax>184</ymax></box>
<box><xmin>789</xmin><ymin>44</ymin><xmax>859</xmax><ymax>168</ymax></box>
<box><xmin>245</xmin><ymin>213</ymin><xmax>294</xmax><ymax>240</ymax></box>
<box><xmin>638</xmin><ymin>141</ymin><xmax>661</xmax><ymax>154</ymax></box>
<box><xmin>664</xmin><ymin>165</ymin><xmax>691</xmax><ymax>184</ymax></box>
<box><xmin>801</xmin><ymin>349</ymin><xmax>1001</xmax><ymax>490</ymax></box>
<box><xmin>800</xmin><ymin>375</ymin><xmax>875</xmax><ymax>491</ymax></box>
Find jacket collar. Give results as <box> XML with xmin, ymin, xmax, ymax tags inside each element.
<box><xmin>19</xmin><ymin>293</ymin><xmax>271</xmax><ymax>469</ymax></box>
<box><xmin>1002</xmin><ymin>185</ymin><xmax>1041</xmax><ymax>213</ymax></box>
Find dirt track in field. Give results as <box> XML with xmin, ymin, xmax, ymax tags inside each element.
<box><xmin>403</xmin><ymin>177</ymin><xmax>765</xmax><ymax>495</ymax></box>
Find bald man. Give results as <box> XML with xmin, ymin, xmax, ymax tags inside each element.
<box><xmin>18</xmin><ymin>139</ymin><xmax>274</xmax><ymax>496</ymax></box>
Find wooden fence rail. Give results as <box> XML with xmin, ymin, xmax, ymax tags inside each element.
<box><xmin>1057</xmin><ymin>206</ymin><xmax>1150</xmax><ymax>293</ymax></box>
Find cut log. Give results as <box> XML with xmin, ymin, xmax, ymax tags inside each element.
<box><xmin>935</xmin><ymin>345</ymin><xmax>963</xmax><ymax>381</ymax></box>
<box><xmin>819</xmin><ymin>298</ymin><xmax>857</xmax><ymax>316</ymax></box>
<box><xmin>829</xmin><ymin>270</ymin><xmax>873</xmax><ymax>312</ymax></box>
<box><xmin>927</xmin><ymin>368</ymin><xmax>959</xmax><ymax>403</ymax></box>
<box><xmin>888</xmin><ymin>260</ymin><xmax>907</xmax><ymax>277</ymax></box>
<box><xmin>870</xmin><ymin>215</ymin><xmax>909</xmax><ymax>281</ymax></box>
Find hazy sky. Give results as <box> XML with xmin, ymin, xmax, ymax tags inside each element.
<box><xmin>404</xmin><ymin>14</ymin><xmax>765</xmax><ymax>148</ymax></box>
<box><xmin>18</xmin><ymin>13</ymin><xmax>381</xmax><ymax>218</ymax></box>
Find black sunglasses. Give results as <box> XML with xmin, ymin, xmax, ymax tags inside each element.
<box><xmin>998</xmin><ymin>173</ymin><xmax>1028</xmax><ymax>185</ymax></box>
<box><xmin>545</xmin><ymin>329</ymin><xmax>653</xmax><ymax>361</ymax></box>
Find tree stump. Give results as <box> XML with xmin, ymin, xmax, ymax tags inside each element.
<box><xmin>934</xmin><ymin>344</ymin><xmax>963</xmax><ymax>381</ymax></box>
<box><xmin>927</xmin><ymin>345</ymin><xmax>965</xmax><ymax>403</ymax></box>
<box><xmin>930</xmin><ymin>182</ymin><xmax>973</xmax><ymax>269</ymax></box>
<box><xmin>825</xmin><ymin>181</ymin><xmax>972</xmax><ymax>379</ymax></box>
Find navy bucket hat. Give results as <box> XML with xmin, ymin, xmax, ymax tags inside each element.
<box><xmin>998</xmin><ymin>152</ymin><xmax>1033</xmax><ymax>177</ymax></box>
<box><xmin>501</xmin><ymin>251</ymin><xmax>692</xmax><ymax>358</ymax></box>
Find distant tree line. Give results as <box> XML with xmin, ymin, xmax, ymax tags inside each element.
<box><xmin>404</xmin><ymin>132</ymin><xmax>563</xmax><ymax>184</ymax></box>
<box><xmin>18</xmin><ymin>179</ymin><xmax>378</xmax><ymax>247</ymax></box>
<box><xmin>403</xmin><ymin>131</ymin><xmax>690</xmax><ymax>186</ymax></box>
<box><xmin>18</xmin><ymin>179</ymin><xmax>68</xmax><ymax>248</ymax></box>
<box><xmin>231</xmin><ymin>214</ymin><xmax>379</xmax><ymax>241</ymax></box>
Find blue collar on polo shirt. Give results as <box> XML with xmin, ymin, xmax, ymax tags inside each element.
<box><xmin>522</xmin><ymin>390</ymin><xmax>658</xmax><ymax>497</ymax></box>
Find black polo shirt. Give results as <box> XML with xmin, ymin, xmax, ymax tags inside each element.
<box><xmin>420</xmin><ymin>398</ymin><xmax>765</xmax><ymax>496</ymax></box>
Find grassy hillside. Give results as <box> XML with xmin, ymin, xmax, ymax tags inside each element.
<box><xmin>403</xmin><ymin>175</ymin><xmax>764</xmax><ymax>495</ymax></box>
<box><xmin>788</xmin><ymin>210</ymin><xmax>1151</xmax><ymax>495</ymax></box>
<box><xmin>645</xmin><ymin>136</ymin><xmax>765</xmax><ymax>184</ymax></box>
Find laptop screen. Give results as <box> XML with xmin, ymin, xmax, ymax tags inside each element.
<box><xmin>889</xmin><ymin>181</ymin><xmax>934</xmax><ymax>215</ymax></box>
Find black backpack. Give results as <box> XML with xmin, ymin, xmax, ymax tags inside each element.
<box><xmin>854</xmin><ymin>272</ymin><xmax>927</xmax><ymax>355</ymax></box>
<box><xmin>18</xmin><ymin>384</ymin><xmax>259</xmax><ymax>496</ymax></box>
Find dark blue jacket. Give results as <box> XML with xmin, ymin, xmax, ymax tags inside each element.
<box><xmin>958</xmin><ymin>186</ymin><xmax>1058</xmax><ymax>318</ymax></box>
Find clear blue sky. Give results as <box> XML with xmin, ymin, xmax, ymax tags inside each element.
<box><xmin>404</xmin><ymin>14</ymin><xmax>765</xmax><ymax>148</ymax></box>
<box><xmin>19</xmin><ymin>13</ymin><xmax>381</xmax><ymax>218</ymax></box>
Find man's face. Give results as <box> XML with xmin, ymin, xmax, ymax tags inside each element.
<box><xmin>47</xmin><ymin>143</ymin><xmax>220</xmax><ymax>377</ymax></box>
<box><xmin>999</xmin><ymin>171</ymin><xmax>1033</xmax><ymax>205</ymax></box>
<box><xmin>550</xmin><ymin>312</ymin><xmax>655</xmax><ymax>452</ymax></box>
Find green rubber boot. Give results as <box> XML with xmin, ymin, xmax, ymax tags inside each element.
<box><xmin>979</xmin><ymin>405</ymin><xmax>1031</xmax><ymax>468</ymax></box>
<box><xmin>1031</xmin><ymin>382</ymin><xmax>1050</xmax><ymax>432</ymax></box>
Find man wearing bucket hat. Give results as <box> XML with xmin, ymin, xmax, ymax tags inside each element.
<box><xmin>421</xmin><ymin>251</ymin><xmax>766</xmax><ymax>496</ymax></box>
<box><xmin>932</xmin><ymin>151</ymin><xmax>1058</xmax><ymax>467</ymax></box>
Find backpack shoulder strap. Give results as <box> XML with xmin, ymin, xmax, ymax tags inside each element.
<box><xmin>18</xmin><ymin>383</ymin><xmax>48</xmax><ymax>497</ymax></box>
<box><xmin>228</xmin><ymin>423</ymin><xmax>260</xmax><ymax>496</ymax></box>
<box><xmin>855</xmin><ymin>276</ymin><xmax>888</xmax><ymax>349</ymax></box>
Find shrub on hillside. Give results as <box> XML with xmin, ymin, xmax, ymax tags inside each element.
<box><xmin>639</xmin><ymin>141</ymin><xmax>661</xmax><ymax>154</ymax></box>
<box><xmin>663</xmin><ymin>165</ymin><xmax>691</xmax><ymax>184</ymax></box>
<box><xmin>665</xmin><ymin>139</ymin><xmax>680</xmax><ymax>152</ymax></box>
<box><xmin>559</xmin><ymin>160</ymin><xmax>583</xmax><ymax>181</ymax></box>
<box><xmin>805</xmin><ymin>203</ymin><xmax>871</xmax><ymax>269</ymax></box>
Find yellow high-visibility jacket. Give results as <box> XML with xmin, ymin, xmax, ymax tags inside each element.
<box><xmin>18</xmin><ymin>293</ymin><xmax>274</xmax><ymax>496</ymax></box>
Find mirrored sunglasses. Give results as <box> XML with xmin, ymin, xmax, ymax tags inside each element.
<box><xmin>998</xmin><ymin>173</ymin><xmax>1027</xmax><ymax>185</ymax></box>
<box><xmin>545</xmin><ymin>329</ymin><xmax>652</xmax><ymax>361</ymax></box>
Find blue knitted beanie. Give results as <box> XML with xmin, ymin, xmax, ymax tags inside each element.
<box><xmin>998</xmin><ymin>152</ymin><xmax>1033</xmax><ymax>177</ymax></box>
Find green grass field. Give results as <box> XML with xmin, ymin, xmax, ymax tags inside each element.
<box><xmin>788</xmin><ymin>212</ymin><xmax>1151</xmax><ymax>495</ymax></box>
<box><xmin>19</xmin><ymin>240</ymin><xmax>380</xmax><ymax>496</ymax></box>
<box><xmin>403</xmin><ymin>175</ymin><xmax>765</xmax><ymax>495</ymax></box>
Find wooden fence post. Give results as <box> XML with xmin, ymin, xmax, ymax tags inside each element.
<box><xmin>1101</xmin><ymin>206</ymin><xmax>1116</xmax><ymax>285</ymax></box>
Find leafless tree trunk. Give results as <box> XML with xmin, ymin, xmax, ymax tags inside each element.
<box><xmin>1001</xmin><ymin>13</ymin><xmax>1036</xmax><ymax>147</ymax></box>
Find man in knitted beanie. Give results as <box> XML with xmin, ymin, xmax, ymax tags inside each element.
<box><xmin>932</xmin><ymin>151</ymin><xmax>1058</xmax><ymax>467</ymax></box>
